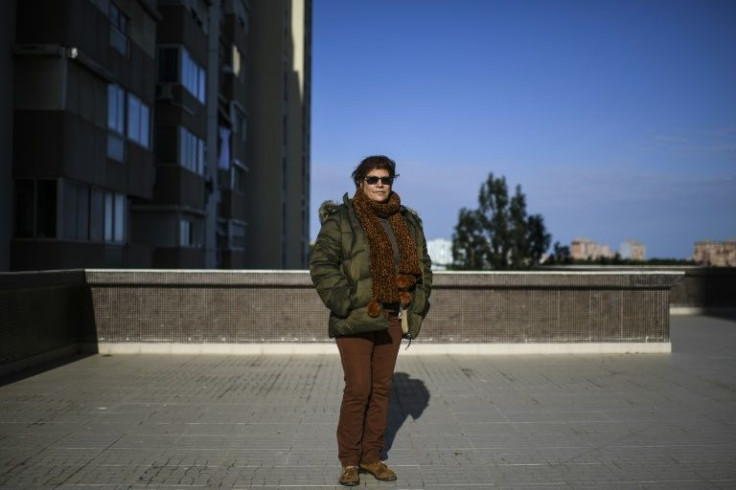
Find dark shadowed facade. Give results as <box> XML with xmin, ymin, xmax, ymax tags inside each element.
<box><xmin>2</xmin><ymin>0</ymin><xmax>311</xmax><ymax>271</ymax></box>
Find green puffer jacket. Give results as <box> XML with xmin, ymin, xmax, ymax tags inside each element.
<box><xmin>310</xmin><ymin>193</ymin><xmax>433</xmax><ymax>339</ymax></box>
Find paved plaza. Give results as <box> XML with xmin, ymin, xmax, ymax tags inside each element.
<box><xmin>1</xmin><ymin>314</ymin><xmax>735</xmax><ymax>489</ymax></box>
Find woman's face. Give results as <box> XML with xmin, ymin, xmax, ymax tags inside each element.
<box><xmin>360</xmin><ymin>168</ymin><xmax>393</xmax><ymax>203</ymax></box>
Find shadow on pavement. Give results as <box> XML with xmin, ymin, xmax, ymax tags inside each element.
<box><xmin>383</xmin><ymin>371</ymin><xmax>430</xmax><ymax>459</ymax></box>
<box><xmin>704</xmin><ymin>310</ymin><xmax>736</xmax><ymax>322</ymax></box>
<box><xmin>0</xmin><ymin>353</ymin><xmax>96</xmax><ymax>388</ymax></box>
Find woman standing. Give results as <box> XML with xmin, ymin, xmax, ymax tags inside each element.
<box><xmin>310</xmin><ymin>155</ymin><xmax>432</xmax><ymax>486</ymax></box>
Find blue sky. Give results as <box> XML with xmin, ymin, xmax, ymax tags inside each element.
<box><xmin>309</xmin><ymin>0</ymin><xmax>736</xmax><ymax>259</ymax></box>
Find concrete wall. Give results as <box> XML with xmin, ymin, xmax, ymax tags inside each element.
<box><xmin>10</xmin><ymin>267</ymin><xmax>736</xmax><ymax>375</ymax></box>
<box><xmin>0</xmin><ymin>270</ymin><xmax>96</xmax><ymax>376</ymax></box>
<box><xmin>539</xmin><ymin>265</ymin><xmax>736</xmax><ymax>314</ymax></box>
<box><xmin>82</xmin><ymin>270</ymin><xmax>681</xmax><ymax>354</ymax></box>
<box><xmin>669</xmin><ymin>267</ymin><xmax>736</xmax><ymax>313</ymax></box>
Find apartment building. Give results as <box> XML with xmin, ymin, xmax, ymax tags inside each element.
<box><xmin>427</xmin><ymin>238</ymin><xmax>453</xmax><ymax>270</ymax></box>
<box><xmin>694</xmin><ymin>240</ymin><xmax>736</xmax><ymax>267</ymax></box>
<box><xmin>570</xmin><ymin>238</ymin><xmax>613</xmax><ymax>261</ymax></box>
<box><xmin>619</xmin><ymin>240</ymin><xmax>646</xmax><ymax>261</ymax></box>
<box><xmin>2</xmin><ymin>0</ymin><xmax>312</xmax><ymax>271</ymax></box>
<box><xmin>10</xmin><ymin>0</ymin><xmax>159</xmax><ymax>270</ymax></box>
<box><xmin>130</xmin><ymin>0</ymin><xmax>215</xmax><ymax>268</ymax></box>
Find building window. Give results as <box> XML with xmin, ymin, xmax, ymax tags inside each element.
<box><xmin>157</xmin><ymin>46</ymin><xmax>206</xmax><ymax>103</ymax></box>
<box><xmin>230</xmin><ymin>222</ymin><xmax>246</xmax><ymax>250</ymax></box>
<box><xmin>107</xmin><ymin>84</ymin><xmax>125</xmax><ymax>162</ymax></box>
<box><xmin>62</xmin><ymin>180</ymin><xmax>90</xmax><ymax>241</ymax></box>
<box><xmin>109</xmin><ymin>2</ymin><xmax>129</xmax><ymax>56</ymax></box>
<box><xmin>104</xmin><ymin>191</ymin><xmax>126</xmax><ymax>243</ymax></box>
<box><xmin>217</xmin><ymin>220</ymin><xmax>246</xmax><ymax>251</ymax></box>
<box><xmin>216</xmin><ymin>219</ymin><xmax>227</xmax><ymax>251</ymax></box>
<box><xmin>158</xmin><ymin>47</ymin><xmax>178</xmax><ymax>83</ymax></box>
<box><xmin>182</xmin><ymin>49</ymin><xmax>206</xmax><ymax>103</ymax></box>
<box><xmin>56</xmin><ymin>185</ymin><xmax>123</xmax><ymax>244</ymax></box>
<box><xmin>127</xmin><ymin>94</ymin><xmax>150</xmax><ymax>148</ymax></box>
<box><xmin>180</xmin><ymin>219</ymin><xmax>194</xmax><ymax>247</ymax></box>
<box><xmin>14</xmin><ymin>179</ymin><xmax>35</xmax><ymax>238</ymax></box>
<box><xmin>89</xmin><ymin>188</ymin><xmax>103</xmax><ymax>241</ymax></box>
<box><xmin>218</xmin><ymin>126</ymin><xmax>231</xmax><ymax>171</ymax></box>
<box><xmin>233</xmin><ymin>105</ymin><xmax>247</xmax><ymax>142</ymax></box>
<box><xmin>179</xmin><ymin>126</ymin><xmax>205</xmax><ymax>175</ymax></box>
<box><xmin>232</xmin><ymin>44</ymin><xmax>245</xmax><ymax>81</ymax></box>
<box><xmin>38</xmin><ymin>180</ymin><xmax>58</xmax><ymax>239</ymax></box>
<box><xmin>233</xmin><ymin>160</ymin><xmax>247</xmax><ymax>193</ymax></box>
<box><xmin>13</xmin><ymin>179</ymin><xmax>58</xmax><ymax>239</ymax></box>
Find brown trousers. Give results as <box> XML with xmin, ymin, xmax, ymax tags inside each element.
<box><xmin>335</xmin><ymin>313</ymin><xmax>402</xmax><ymax>466</ymax></box>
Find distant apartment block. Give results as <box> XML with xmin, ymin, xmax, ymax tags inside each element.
<box><xmin>427</xmin><ymin>238</ymin><xmax>453</xmax><ymax>270</ymax></box>
<box><xmin>1</xmin><ymin>0</ymin><xmax>312</xmax><ymax>271</ymax></box>
<box><xmin>619</xmin><ymin>240</ymin><xmax>646</xmax><ymax>261</ymax></box>
<box><xmin>693</xmin><ymin>240</ymin><xmax>736</xmax><ymax>267</ymax></box>
<box><xmin>570</xmin><ymin>238</ymin><xmax>613</xmax><ymax>261</ymax></box>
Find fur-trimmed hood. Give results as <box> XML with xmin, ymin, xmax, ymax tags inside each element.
<box><xmin>318</xmin><ymin>200</ymin><xmax>342</xmax><ymax>225</ymax></box>
<box><xmin>318</xmin><ymin>193</ymin><xmax>423</xmax><ymax>225</ymax></box>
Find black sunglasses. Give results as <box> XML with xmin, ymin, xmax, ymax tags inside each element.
<box><xmin>364</xmin><ymin>175</ymin><xmax>397</xmax><ymax>185</ymax></box>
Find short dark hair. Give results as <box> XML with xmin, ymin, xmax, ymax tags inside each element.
<box><xmin>351</xmin><ymin>155</ymin><xmax>397</xmax><ymax>187</ymax></box>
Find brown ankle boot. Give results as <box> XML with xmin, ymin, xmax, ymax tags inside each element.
<box><xmin>339</xmin><ymin>466</ymin><xmax>359</xmax><ymax>486</ymax></box>
<box><xmin>359</xmin><ymin>461</ymin><xmax>397</xmax><ymax>481</ymax></box>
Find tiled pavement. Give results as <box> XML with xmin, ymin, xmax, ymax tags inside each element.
<box><xmin>1</xmin><ymin>314</ymin><xmax>735</xmax><ymax>489</ymax></box>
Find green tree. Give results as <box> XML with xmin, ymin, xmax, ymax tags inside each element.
<box><xmin>545</xmin><ymin>241</ymin><xmax>572</xmax><ymax>265</ymax></box>
<box><xmin>452</xmin><ymin>208</ymin><xmax>487</xmax><ymax>270</ymax></box>
<box><xmin>527</xmin><ymin>214</ymin><xmax>551</xmax><ymax>266</ymax></box>
<box><xmin>452</xmin><ymin>173</ymin><xmax>551</xmax><ymax>270</ymax></box>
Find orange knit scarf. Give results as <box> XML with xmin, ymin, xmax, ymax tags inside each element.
<box><xmin>352</xmin><ymin>189</ymin><xmax>422</xmax><ymax>312</ymax></box>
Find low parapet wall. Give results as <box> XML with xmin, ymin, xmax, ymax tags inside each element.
<box><xmin>668</xmin><ymin>267</ymin><xmax>736</xmax><ymax>314</ymax></box>
<box><xmin>84</xmin><ymin>269</ymin><xmax>682</xmax><ymax>355</ymax></box>
<box><xmin>538</xmin><ymin>266</ymin><xmax>736</xmax><ymax>315</ymax></box>
<box><xmin>0</xmin><ymin>269</ymin><xmax>686</xmax><ymax>373</ymax></box>
<box><xmin>0</xmin><ymin>270</ymin><xmax>95</xmax><ymax>376</ymax></box>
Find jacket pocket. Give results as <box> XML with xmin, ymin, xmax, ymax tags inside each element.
<box><xmin>411</xmin><ymin>286</ymin><xmax>431</xmax><ymax>317</ymax></box>
<box><xmin>329</xmin><ymin>284</ymin><xmax>353</xmax><ymax>318</ymax></box>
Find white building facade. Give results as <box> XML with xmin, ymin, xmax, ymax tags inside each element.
<box><xmin>427</xmin><ymin>238</ymin><xmax>453</xmax><ymax>270</ymax></box>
